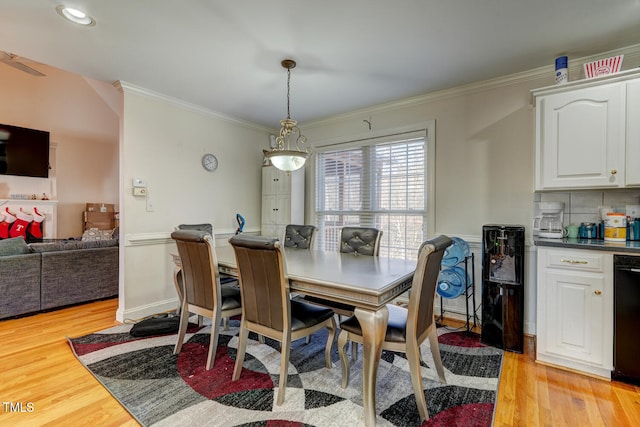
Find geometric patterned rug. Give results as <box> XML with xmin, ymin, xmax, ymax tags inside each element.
<box><xmin>68</xmin><ymin>318</ymin><xmax>502</xmax><ymax>427</ymax></box>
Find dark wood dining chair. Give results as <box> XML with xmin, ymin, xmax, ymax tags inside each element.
<box><xmin>229</xmin><ymin>234</ymin><xmax>337</xmax><ymax>405</ymax></box>
<box><xmin>336</xmin><ymin>235</ymin><xmax>452</xmax><ymax>422</ymax></box>
<box><xmin>171</xmin><ymin>230</ymin><xmax>242</xmax><ymax>370</ymax></box>
<box><xmin>283</xmin><ymin>224</ymin><xmax>316</xmax><ymax>249</ymax></box>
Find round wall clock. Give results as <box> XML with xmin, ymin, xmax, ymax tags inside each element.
<box><xmin>201</xmin><ymin>153</ymin><xmax>218</xmax><ymax>172</ymax></box>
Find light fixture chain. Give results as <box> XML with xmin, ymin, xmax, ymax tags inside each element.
<box><xmin>286</xmin><ymin>67</ymin><xmax>291</xmax><ymax>120</ymax></box>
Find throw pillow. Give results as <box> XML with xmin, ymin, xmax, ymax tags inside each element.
<box><xmin>82</xmin><ymin>228</ymin><xmax>114</xmax><ymax>241</ymax></box>
<box><xmin>0</xmin><ymin>237</ymin><xmax>30</xmax><ymax>256</ymax></box>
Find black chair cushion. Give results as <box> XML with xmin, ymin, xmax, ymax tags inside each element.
<box><xmin>339</xmin><ymin>303</ymin><xmax>408</xmax><ymax>343</ymax></box>
<box><xmin>290</xmin><ymin>300</ymin><xmax>335</xmax><ymax>332</ymax></box>
<box><xmin>220</xmin><ymin>284</ymin><xmax>242</xmax><ymax>311</ymax></box>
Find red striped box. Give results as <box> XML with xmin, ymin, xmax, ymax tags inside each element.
<box><xmin>583</xmin><ymin>55</ymin><xmax>624</xmax><ymax>78</ymax></box>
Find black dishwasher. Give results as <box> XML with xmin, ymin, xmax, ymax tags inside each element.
<box><xmin>613</xmin><ymin>254</ymin><xmax>640</xmax><ymax>385</ymax></box>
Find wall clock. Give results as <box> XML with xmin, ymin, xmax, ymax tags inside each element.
<box><xmin>201</xmin><ymin>153</ymin><xmax>218</xmax><ymax>172</ymax></box>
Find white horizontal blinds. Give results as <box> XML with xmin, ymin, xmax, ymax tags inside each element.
<box><xmin>374</xmin><ymin>138</ymin><xmax>426</xmax><ymax>260</ymax></box>
<box><xmin>315</xmin><ymin>131</ymin><xmax>427</xmax><ymax>259</ymax></box>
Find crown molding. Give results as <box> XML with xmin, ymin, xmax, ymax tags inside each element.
<box><xmin>112</xmin><ymin>43</ymin><xmax>640</xmax><ymax>132</ymax></box>
<box><xmin>113</xmin><ymin>81</ymin><xmax>272</xmax><ymax>133</ymax></box>
<box><xmin>304</xmin><ymin>43</ymin><xmax>640</xmax><ymax>129</ymax></box>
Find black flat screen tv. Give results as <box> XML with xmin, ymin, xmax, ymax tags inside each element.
<box><xmin>0</xmin><ymin>123</ymin><xmax>50</xmax><ymax>178</ymax></box>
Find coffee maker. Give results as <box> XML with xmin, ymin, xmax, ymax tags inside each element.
<box><xmin>532</xmin><ymin>201</ymin><xmax>565</xmax><ymax>238</ymax></box>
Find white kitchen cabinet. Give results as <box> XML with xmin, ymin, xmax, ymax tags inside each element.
<box><xmin>536</xmin><ymin>247</ymin><xmax>613</xmax><ymax>378</ymax></box>
<box><xmin>535</xmin><ymin>83</ymin><xmax>625</xmax><ymax>189</ymax></box>
<box><xmin>261</xmin><ymin>165</ymin><xmax>304</xmax><ymax>240</ymax></box>
<box><xmin>626</xmin><ymin>79</ymin><xmax>640</xmax><ymax>186</ymax></box>
<box><xmin>533</xmin><ymin>69</ymin><xmax>640</xmax><ymax>190</ymax></box>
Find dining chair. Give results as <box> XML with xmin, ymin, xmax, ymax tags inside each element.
<box><xmin>170</xmin><ymin>229</ymin><xmax>242</xmax><ymax>370</ymax></box>
<box><xmin>303</xmin><ymin>226</ymin><xmax>383</xmax><ymax>354</ymax></box>
<box><xmin>174</xmin><ymin>223</ymin><xmax>235</xmax><ymax>330</ymax></box>
<box><xmin>316</xmin><ymin>227</ymin><xmax>383</xmax><ymax>306</ymax></box>
<box><xmin>283</xmin><ymin>224</ymin><xmax>316</xmax><ymax>249</ymax></box>
<box><xmin>175</xmin><ymin>222</ymin><xmax>213</xmax><ymax>236</ymax></box>
<box><xmin>305</xmin><ymin>226</ymin><xmax>383</xmax><ymax>312</ymax></box>
<box><xmin>228</xmin><ymin>234</ymin><xmax>337</xmax><ymax>405</ymax></box>
<box><xmin>336</xmin><ymin>235</ymin><xmax>452</xmax><ymax>422</ymax></box>
<box><xmin>339</xmin><ymin>226</ymin><xmax>383</xmax><ymax>256</ymax></box>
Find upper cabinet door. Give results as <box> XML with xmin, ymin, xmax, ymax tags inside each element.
<box><xmin>625</xmin><ymin>80</ymin><xmax>640</xmax><ymax>186</ymax></box>
<box><xmin>535</xmin><ymin>82</ymin><xmax>626</xmax><ymax>190</ymax></box>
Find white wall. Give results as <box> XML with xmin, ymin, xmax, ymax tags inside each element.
<box><xmin>300</xmin><ymin>45</ymin><xmax>640</xmax><ymax>335</ymax></box>
<box><xmin>0</xmin><ymin>62</ymin><xmax>119</xmax><ymax>238</ymax></box>
<box><xmin>116</xmin><ymin>83</ymin><xmax>270</xmax><ymax>321</ymax></box>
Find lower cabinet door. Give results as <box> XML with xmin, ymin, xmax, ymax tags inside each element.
<box><xmin>542</xmin><ymin>270</ymin><xmax>607</xmax><ymax>366</ymax></box>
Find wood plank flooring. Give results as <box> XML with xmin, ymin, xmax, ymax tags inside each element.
<box><xmin>0</xmin><ymin>298</ymin><xmax>638</xmax><ymax>426</ymax></box>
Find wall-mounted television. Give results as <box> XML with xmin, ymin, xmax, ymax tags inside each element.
<box><xmin>0</xmin><ymin>123</ymin><xmax>50</xmax><ymax>178</ymax></box>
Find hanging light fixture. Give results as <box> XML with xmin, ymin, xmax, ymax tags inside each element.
<box><xmin>264</xmin><ymin>59</ymin><xmax>311</xmax><ymax>172</ymax></box>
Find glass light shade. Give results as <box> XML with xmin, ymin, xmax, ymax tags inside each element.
<box><xmin>266</xmin><ymin>150</ymin><xmax>309</xmax><ymax>172</ymax></box>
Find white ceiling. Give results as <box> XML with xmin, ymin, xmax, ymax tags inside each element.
<box><xmin>1</xmin><ymin>1</ymin><xmax>640</xmax><ymax>128</ymax></box>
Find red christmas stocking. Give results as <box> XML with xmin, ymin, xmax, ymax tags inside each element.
<box><xmin>10</xmin><ymin>209</ymin><xmax>33</xmax><ymax>239</ymax></box>
<box><xmin>0</xmin><ymin>208</ymin><xmax>17</xmax><ymax>239</ymax></box>
<box><xmin>29</xmin><ymin>207</ymin><xmax>45</xmax><ymax>240</ymax></box>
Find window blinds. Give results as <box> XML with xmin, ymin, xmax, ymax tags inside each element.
<box><xmin>315</xmin><ymin>132</ymin><xmax>427</xmax><ymax>260</ymax></box>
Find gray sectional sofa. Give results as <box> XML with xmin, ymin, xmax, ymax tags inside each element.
<box><xmin>0</xmin><ymin>237</ymin><xmax>119</xmax><ymax>320</ymax></box>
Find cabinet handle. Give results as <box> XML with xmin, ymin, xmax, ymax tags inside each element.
<box><xmin>611</xmin><ymin>169</ymin><xmax>618</xmax><ymax>175</ymax></box>
<box><xmin>560</xmin><ymin>258</ymin><xmax>588</xmax><ymax>264</ymax></box>
<box><xmin>594</xmin><ymin>290</ymin><xmax>602</xmax><ymax>296</ymax></box>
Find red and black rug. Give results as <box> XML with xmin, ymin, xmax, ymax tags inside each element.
<box><xmin>68</xmin><ymin>320</ymin><xmax>502</xmax><ymax>427</ymax></box>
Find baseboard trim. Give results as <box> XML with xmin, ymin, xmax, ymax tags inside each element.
<box><xmin>116</xmin><ymin>298</ymin><xmax>179</xmax><ymax>323</ymax></box>
<box><xmin>535</xmin><ymin>355</ymin><xmax>612</xmax><ymax>381</ymax></box>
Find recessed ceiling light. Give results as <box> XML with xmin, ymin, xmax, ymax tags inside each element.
<box><xmin>56</xmin><ymin>5</ymin><xmax>96</xmax><ymax>27</ymax></box>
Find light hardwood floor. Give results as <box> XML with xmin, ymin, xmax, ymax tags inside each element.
<box><xmin>0</xmin><ymin>298</ymin><xmax>638</xmax><ymax>426</ymax></box>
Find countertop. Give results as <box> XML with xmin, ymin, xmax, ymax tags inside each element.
<box><xmin>534</xmin><ymin>237</ymin><xmax>640</xmax><ymax>254</ymax></box>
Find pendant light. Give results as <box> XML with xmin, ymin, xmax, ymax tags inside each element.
<box><xmin>264</xmin><ymin>59</ymin><xmax>311</xmax><ymax>172</ymax></box>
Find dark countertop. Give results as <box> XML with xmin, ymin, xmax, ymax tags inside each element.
<box><xmin>534</xmin><ymin>237</ymin><xmax>640</xmax><ymax>254</ymax></box>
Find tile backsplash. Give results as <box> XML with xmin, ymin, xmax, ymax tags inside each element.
<box><xmin>534</xmin><ymin>189</ymin><xmax>640</xmax><ymax>226</ymax></box>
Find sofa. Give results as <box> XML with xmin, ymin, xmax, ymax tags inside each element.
<box><xmin>0</xmin><ymin>237</ymin><xmax>119</xmax><ymax>320</ymax></box>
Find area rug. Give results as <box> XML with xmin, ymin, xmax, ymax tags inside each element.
<box><xmin>68</xmin><ymin>319</ymin><xmax>502</xmax><ymax>427</ymax></box>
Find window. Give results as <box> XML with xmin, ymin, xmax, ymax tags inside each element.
<box><xmin>315</xmin><ymin>130</ymin><xmax>429</xmax><ymax>260</ymax></box>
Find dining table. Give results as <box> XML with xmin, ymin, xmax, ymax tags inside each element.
<box><xmin>213</xmin><ymin>244</ymin><xmax>417</xmax><ymax>427</ymax></box>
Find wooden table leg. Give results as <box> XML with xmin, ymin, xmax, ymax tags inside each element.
<box><xmin>354</xmin><ymin>305</ymin><xmax>388</xmax><ymax>427</ymax></box>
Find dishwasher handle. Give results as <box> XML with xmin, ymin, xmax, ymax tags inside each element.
<box><xmin>616</xmin><ymin>267</ymin><xmax>640</xmax><ymax>273</ymax></box>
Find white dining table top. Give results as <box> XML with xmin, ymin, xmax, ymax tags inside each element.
<box><xmin>215</xmin><ymin>245</ymin><xmax>416</xmax><ymax>310</ymax></box>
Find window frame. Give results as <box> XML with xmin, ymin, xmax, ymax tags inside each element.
<box><xmin>308</xmin><ymin>121</ymin><xmax>436</xmax><ymax>258</ymax></box>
